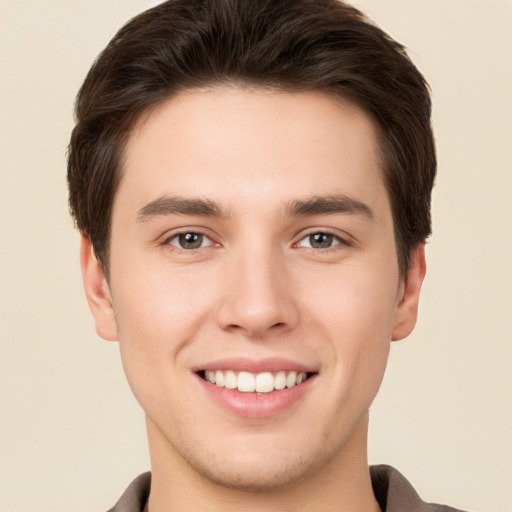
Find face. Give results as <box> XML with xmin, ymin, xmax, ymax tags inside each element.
<box><xmin>82</xmin><ymin>87</ymin><xmax>424</xmax><ymax>492</ymax></box>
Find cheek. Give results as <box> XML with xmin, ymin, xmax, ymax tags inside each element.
<box><xmin>112</xmin><ymin>256</ymin><xmax>218</xmax><ymax>334</ymax></box>
<box><xmin>298</xmin><ymin>262</ymin><xmax>397</xmax><ymax>395</ymax></box>
<box><xmin>299</xmin><ymin>258</ymin><xmax>399</xmax><ymax>339</ymax></box>
<box><xmin>109</xmin><ymin>261</ymin><xmax>220</xmax><ymax>394</ymax></box>
<box><xmin>316</xmin><ymin>280</ymin><xmax>395</xmax><ymax>382</ymax></box>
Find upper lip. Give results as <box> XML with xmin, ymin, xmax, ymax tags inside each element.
<box><xmin>192</xmin><ymin>357</ymin><xmax>318</xmax><ymax>374</ymax></box>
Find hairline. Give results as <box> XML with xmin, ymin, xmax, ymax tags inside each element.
<box><xmin>96</xmin><ymin>81</ymin><xmax>409</xmax><ymax>281</ymax></box>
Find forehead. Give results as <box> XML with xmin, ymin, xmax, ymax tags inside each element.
<box><xmin>115</xmin><ymin>87</ymin><xmax>388</xmax><ymax>219</ymax></box>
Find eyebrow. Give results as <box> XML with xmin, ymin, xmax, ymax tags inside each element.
<box><xmin>136</xmin><ymin>193</ymin><xmax>374</xmax><ymax>223</ymax></box>
<box><xmin>136</xmin><ymin>196</ymin><xmax>226</xmax><ymax>222</ymax></box>
<box><xmin>285</xmin><ymin>195</ymin><xmax>375</xmax><ymax>220</ymax></box>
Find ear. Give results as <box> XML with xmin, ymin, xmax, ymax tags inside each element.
<box><xmin>392</xmin><ymin>244</ymin><xmax>427</xmax><ymax>341</ymax></box>
<box><xmin>80</xmin><ymin>235</ymin><xmax>118</xmax><ymax>341</ymax></box>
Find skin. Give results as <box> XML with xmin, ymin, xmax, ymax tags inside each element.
<box><xmin>81</xmin><ymin>87</ymin><xmax>426</xmax><ymax>512</ymax></box>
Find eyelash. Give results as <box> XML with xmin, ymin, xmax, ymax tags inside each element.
<box><xmin>162</xmin><ymin>230</ymin><xmax>217</xmax><ymax>253</ymax></box>
<box><xmin>294</xmin><ymin>229</ymin><xmax>351</xmax><ymax>253</ymax></box>
<box><xmin>162</xmin><ymin>228</ymin><xmax>351</xmax><ymax>255</ymax></box>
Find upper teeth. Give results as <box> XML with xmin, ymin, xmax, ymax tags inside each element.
<box><xmin>204</xmin><ymin>370</ymin><xmax>308</xmax><ymax>393</ymax></box>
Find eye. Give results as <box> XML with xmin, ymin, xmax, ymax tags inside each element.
<box><xmin>296</xmin><ymin>232</ymin><xmax>342</xmax><ymax>249</ymax></box>
<box><xmin>166</xmin><ymin>232</ymin><xmax>213</xmax><ymax>250</ymax></box>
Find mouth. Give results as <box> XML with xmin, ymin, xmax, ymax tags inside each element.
<box><xmin>197</xmin><ymin>369</ymin><xmax>315</xmax><ymax>394</ymax></box>
<box><xmin>194</xmin><ymin>360</ymin><xmax>318</xmax><ymax>417</ymax></box>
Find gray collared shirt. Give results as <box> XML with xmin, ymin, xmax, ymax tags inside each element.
<box><xmin>107</xmin><ymin>465</ymin><xmax>467</xmax><ymax>512</ymax></box>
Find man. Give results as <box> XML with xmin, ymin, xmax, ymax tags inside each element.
<box><xmin>67</xmin><ymin>0</ymin><xmax>465</xmax><ymax>510</ymax></box>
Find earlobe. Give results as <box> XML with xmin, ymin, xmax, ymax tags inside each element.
<box><xmin>391</xmin><ymin>244</ymin><xmax>427</xmax><ymax>341</ymax></box>
<box><xmin>80</xmin><ymin>235</ymin><xmax>118</xmax><ymax>341</ymax></box>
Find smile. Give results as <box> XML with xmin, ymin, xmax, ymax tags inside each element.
<box><xmin>201</xmin><ymin>370</ymin><xmax>310</xmax><ymax>393</ymax></box>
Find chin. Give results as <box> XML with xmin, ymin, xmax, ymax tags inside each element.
<box><xmin>186</xmin><ymin>449</ymin><xmax>322</xmax><ymax>493</ymax></box>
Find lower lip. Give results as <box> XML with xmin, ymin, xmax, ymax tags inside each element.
<box><xmin>197</xmin><ymin>374</ymin><xmax>316</xmax><ymax>418</ymax></box>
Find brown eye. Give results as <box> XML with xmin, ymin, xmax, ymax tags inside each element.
<box><xmin>297</xmin><ymin>232</ymin><xmax>341</xmax><ymax>249</ymax></box>
<box><xmin>309</xmin><ymin>233</ymin><xmax>333</xmax><ymax>248</ymax></box>
<box><xmin>168</xmin><ymin>232</ymin><xmax>210</xmax><ymax>249</ymax></box>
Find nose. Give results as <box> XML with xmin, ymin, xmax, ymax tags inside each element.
<box><xmin>216</xmin><ymin>247</ymin><xmax>300</xmax><ymax>339</ymax></box>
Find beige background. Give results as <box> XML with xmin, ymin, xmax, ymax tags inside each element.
<box><xmin>1</xmin><ymin>1</ymin><xmax>511</xmax><ymax>511</ymax></box>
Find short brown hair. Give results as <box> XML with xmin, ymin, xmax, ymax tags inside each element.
<box><xmin>67</xmin><ymin>0</ymin><xmax>436</xmax><ymax>277</ymax></box>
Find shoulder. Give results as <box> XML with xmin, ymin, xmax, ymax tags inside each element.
<box><xmin>106</xmin><ymin>472</ymin><xmax>151</xmax><ymax>512</ymax></box>
<box><xmin>370</xmin><ymin>465</ymin><xmax>469</xmax><ymax>512</ymax></box>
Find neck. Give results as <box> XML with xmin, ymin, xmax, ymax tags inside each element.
<box><xmin>145</xmin><ymin>414</ymin><xmax>381</xmax><ymax>512</ymax></box>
